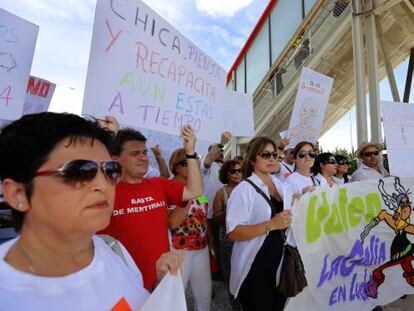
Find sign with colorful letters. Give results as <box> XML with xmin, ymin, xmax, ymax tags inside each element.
<box><xmin>83</xmin><ymin>0</ymin><xmax>227</xmax><ymax>142</ymax></box>
<box><xmin>0</xmin><ymin>9</ymin><xmax>38</xmax><ymax>120</ymax></box>
<box><xmin>285</xmin><ymin>177</ymin><xmax>414</xmax><ymax>311</ymax></box>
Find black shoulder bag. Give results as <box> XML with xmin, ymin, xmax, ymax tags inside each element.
<box><xmin>245</xmin><ymin>179</ymin><xmax>307</xmax><ymax>298</ymax></box>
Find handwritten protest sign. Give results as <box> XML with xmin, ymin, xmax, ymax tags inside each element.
<box><xmin>83</xmin><ymin>0</ymin><xmax>227</xmax><ymax>142</ymax></box>
<box><xmin>223</xmin><ymin>91</ymin><xmax>254</xmax><ymax>137</ymax></box>
<box><xmin>0</xmin><ymin>9</ymin><xmax>38</xmax><ymax>120</ymax></box>
<box><xmin>285</xmin><ymin>177</ymin><xmax>414</xmax><ymax>311</ymax></box>
<box><xmin>141</xmin><ymin>271</ymin><xmax>187</xmax><ymax>311</ymax></box>
<box><xmin>381</xmin><ymin>101</ymin><xmax>414</xmax><ymax>177</ymax></box>
<box><xmin>286</xmin><ymin>67</ymin><xmax>333</xmax><ymax>148</ymax></box>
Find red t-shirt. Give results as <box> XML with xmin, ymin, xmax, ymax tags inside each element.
<box><xmin>100</xmin><ymin>177</ymin><xmax>185</xmax><ymax>290</ymax></box>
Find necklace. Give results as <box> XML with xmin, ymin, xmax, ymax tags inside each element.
<box><xmin>15</xmin><ymin>243</ymin><xmax>37</xmax><ymax>274</ymax></box>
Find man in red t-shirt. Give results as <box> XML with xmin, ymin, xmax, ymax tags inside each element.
<box><xmin>101</xmin><ymin>125</ymin><xmax>203</xmax><ymax>290</ymax></box>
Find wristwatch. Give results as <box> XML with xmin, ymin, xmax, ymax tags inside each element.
<box><xmin>185</xmin><ymin>152</ymin><xmax>200</xmax><ymax>159</ymax></box>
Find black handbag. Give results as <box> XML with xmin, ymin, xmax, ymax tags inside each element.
<box><xmin>245</xmin><ymin>179</ymin><xmax>307</xmax><ymax>297</ymax></box>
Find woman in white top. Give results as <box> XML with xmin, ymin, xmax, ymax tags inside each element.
<box><xmin>226</xmin><ymin>136</ymin><xmax>292</xmax><ymax>311</ymax></box>
<box><xmin>311</xmin><ymin>152</ymin><xmax>339</xmax><ymax>187</ymax></box>
<box><xmin>0</xmin><ymin>113</ymin><xmax>183</xmax><ymax>311</ymax></box>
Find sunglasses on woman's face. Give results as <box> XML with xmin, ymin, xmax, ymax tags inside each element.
<box><xmin>229</xmin><ymin>168</ymin><xmax>242</xmax><ymax>175</ymax></box>
<box><xmin>258</xmin><ymin>151</ymin><xmax>278</xmax><ymax>160</ymax></box>
<box><xmin>297</xmin><ymin>150</ymin><xmax>317</xmax><ymax>159</ymax></box>
<box><xmin>176</xmin><ymin>160</ymin><xmax>188</xmax><ymax>167</ymax></box>
<box><xmin>35</xmin><ymin>160</ymin><xmax>122</xmax><ymax>185</ymax></box>
<box><xmin>337</xmin><ymin>159</ymin><xmax>349</xmax><ymax>165</ymax></box>
<box><xmin>324</xmin><ymin>158</ymin><xmax>337</xmax><ymax>165</ymax></box>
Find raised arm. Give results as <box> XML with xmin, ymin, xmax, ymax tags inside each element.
<box><xmin>181</xmin><ymin>125</ymin><xmax>203</xmax><ymax>201</ymax></box>
<box><xmin>151</xmin><ymin>144</ymin><xmax>170</xmax><ymax>178</ymax></box>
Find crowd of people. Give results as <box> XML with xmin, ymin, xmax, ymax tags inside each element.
<box><xmin>0</xmin><ymin>112</ymin><xmax>391</xmax><ymax>310</ymax></box>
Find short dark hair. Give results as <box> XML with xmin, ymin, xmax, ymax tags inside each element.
<box><xmin>0</xmin><ymin>112</ymin><xmax>114</xmax><ymax>231</ymax></box>
<box><xmin>111</xmin><ymin>127</ymin><xmax>147</xmax><ymax>156</ymax></box>
<box><xmin>293</xmin><ymin>141</ymin><xmax>315</xmax><ymax>159</ymax></box>
<box><xmin>311</xmin><ymin>152</ymin><xmax>335</xmax><ymax>175</ymax></box>
<box><xmin>219</xmin><ymin>160</ymin><xmax>241</xmax><ymax>184</ymax></box>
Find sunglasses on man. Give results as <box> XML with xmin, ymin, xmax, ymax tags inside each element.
<box><xmin>362</xmin><ymin>151</ymin><xmax>379</xmax><ymax>157</ymax></box>
<box><xmin>297</xmin><ymin>150</ymin><xmax>317</xmax><ymax>159</ymax></box>
<box><xmin>35</xmin><ymin>160</ymin><xmax>122</xmax><ymax>185</ymax></box>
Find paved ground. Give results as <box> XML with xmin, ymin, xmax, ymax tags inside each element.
<box><xmin>187</xmin><ymin>281</ymin><xmax>414</xmax><ymax>310</ymax></box>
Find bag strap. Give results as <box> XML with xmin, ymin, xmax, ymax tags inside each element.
<box><xmin>282</xmin><ymin>163</ymin><xmax>293</xmax><ymax>174</ymax></box>
<box><xmin>245</xmin><ymin>179</ymin><xmax>276</xmax><ymax>216</ymax></box>
<box><xmin>310</xmin><ymin>175</ymin><xmax>321</xmax><ymax>186</ymax></box>
<box><xmin>98</xmin><ymin>234</ymin><xmax>129</xmax><ymax>267</ymax></box>
<box><xmin>245</xmin><ymin>179</ymin><xmax>286</xmax><ymax>242</ymax></box>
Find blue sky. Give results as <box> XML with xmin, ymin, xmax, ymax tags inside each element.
<box><xmin>1</xmin><ymin>0</ymin><xmax>413</xmax><ymax>151</ymax></box>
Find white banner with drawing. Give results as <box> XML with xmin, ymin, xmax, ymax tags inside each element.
<box><xmin>83</xmin><ymin>0</ymin><xmax>227</xmax><ymax>142</ymax></box>
<box><xmin>285</xmin><ymin>177</ymin><xmax>414</xmax><ymax>311</ymax></box>
<box><xmin>381</xmin><ymin>101</ymin><xmax>414</xmax><ymax>177</ymax></box>
<box><xmin>286</xmin><ymin>67</ymin><xmax>333</xmax><ymax>148</ymax></box>
<box><xmin>0</xmin><ymin>9</ymin><xmax>38</xmax><ymax>120</ymax></box>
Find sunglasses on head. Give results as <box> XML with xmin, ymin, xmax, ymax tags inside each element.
<box><xmin>258</xmin><ymin>151</ymin><xmax>278</xmax><ymax>160</ymax></box>
<box><xmin>176</xmin><ymin>160</ymin><xmax>188</xmax><ymax>167</ymax></box>
<box><xmin>324</xmin><ymin>159</ymin><xmax>337</xmax><ymax>165</ymax></box>
<box><xmin>362</xmin><ymin>151</ymin><xmax>379</xmax><ymax>157</ymax></box>
<box><xmin>297</xmin><ymin>150</ymin><xmax>317</xmax><ymax>159</ymax></box>
<box><xmin>35</xmin><ymin>160</ymin><xmax>122</xmax><ymax>185</ymax></box>
<box><xmin>337</xmin><ymin>159</ymin><xmax>349</xmax><ymax>165</ymax></box>
<box><xmin>229</xmin><ymin>168</ymin><xmax>242</xmax><ymax>175</ymax></box>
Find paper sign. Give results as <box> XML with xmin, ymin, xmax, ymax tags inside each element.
<box><xmin>83</xmin><ymin>0</ymin><xmax>227</xmax><ymax>142</ymax></box>
<box><xmin>223</xmin><ymin>91</ymin><xmax>254</xmax><ymax>137</ymax></box>
<box><xmin>0</xmin><ymin>9</ymin><xmax>38</xmax><ymax>120</ymax></box>
<box><xmin>381</xmin><ymin>101</ymin><xmax>414</xmax><ymax>177</ymax></box>
<box><xmin>141</xmin><ymin>271</ymin><xmax>187</xmax><ymax>311</ymax></box>
<box><xmin>286</xmin><ymin>67</ymin><xmax>333</xmax><ymax>148</ymax></box>
<box><xmin>285</xmin><ymin>177</ymin><xmax>414</xmax><ymax>311</ymax></box>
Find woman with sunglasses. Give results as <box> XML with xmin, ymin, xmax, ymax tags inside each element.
<box><xmin>311</xmin><ymin>153</ymin><xmax>338</xmax><ymax>187</ymax></box>
<box><xmin>213</xmin><ymin>160</ymin><xmax>243</xmax><ymax>311</ymax></box>
<box><xmin>168</xmin><ymin>147</ymin><xmax>212</xmax><ymax>311</ymax></box>
<box><xmin>333</xmin><ymin>155</ymin><xmax>350</xmax><ymax>185</ymax></box>
<box><xmin>226</xmin><ymin>137</ymin><xmax>292</xmax><ymax>311</ymax></box>
<box><xmin>0</xmin><ymin>113</ymin><xmax>183</xmax><ymax>310</ymax></box>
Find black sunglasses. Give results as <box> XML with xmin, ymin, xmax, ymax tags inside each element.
<box><xmin>258</xmin><ymin>151</ymin><xmax>278</xmax><ymax>160</ymax></box>
<box><xmin>176</xmin><ymin>160</ymin><xmax>188</xmax><ymax>167</ymax></box>
<box><xmin>35</xmin><ymin>160</ymin><xmax>122</xmax><ymax>185</ymax></box>
<box><xmin>337</xmin><ymin>159</ymin><xmax>349</xmax><ymax>165</ymax></box>
<box><xmin>229</xmin><ymin>168</ymin><xmax>242</xmax><ymax>175</ymax></box>
<box><xmin>297</xmin><ymin>150</ymin><xmax>317</xmax><ymax>159</ymax></box>
<box><xmin>362</xmin><ymin>151</ymin><xmax>379</xmax><ymax>157</ymax></box>
<box><xmin>324</xmin><ymin>159</ymin><xmax>337</xmax><ymax>165</ymax></box>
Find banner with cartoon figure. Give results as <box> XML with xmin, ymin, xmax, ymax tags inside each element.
<box><xmin>286</xmin><ymin>67</ymin><xmax>333</xmax><ymax>148</ymax></box>
<box><xmin>285</xmin><ymin>177</ymin><xmax>414</xmax><ymax>311</ymax></box>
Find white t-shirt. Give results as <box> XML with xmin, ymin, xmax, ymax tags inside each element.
<box><xmin>274</xmin><ymin>162</ymin><xmax>295</xmax><ymax>183</ymax></box>
<box><xmin>201</xmin><ymin>158</ymin><xmax>223</xmax><ymax>219</ymax></box>
<box><xmin>226</xmin><ymin>173</ymin><xmax>284</xmax><ymax>297</ymax></box>
<box><xmin>0</xmin><ymin>235</ymin><xmax>150</xmax><ymax>311</ymax></box>
<box><xmin>350</xmin><ymin>162</ymin><xmax>390</xmax><ymax>182</ymax></box>
<box><xmin>283</xmin><ymin>172</ymin><xmax>321</xmax><ymax>246</ymax></box>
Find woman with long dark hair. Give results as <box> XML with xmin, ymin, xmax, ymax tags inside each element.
<box><xmin>311</xmin><ymin>152</ymin><xmax>338</xmax><ymax>187</ymax></box>
<box><xmin>333</xmin><ymin>155</ymin><xmax>349</xmax><ymax>185</ymax></box>
<box><xmin>226</xmin><ymin>136</ymin><xmax>291</xmax><ymax>311</ymax></box>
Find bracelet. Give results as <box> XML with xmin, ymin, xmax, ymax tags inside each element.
<box><xmin>265</xmin><ymin>222</ymin><xmax>270</xmax><ymax>236</ymax></box>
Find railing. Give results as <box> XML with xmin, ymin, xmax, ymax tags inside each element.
<box><xmin>253</xmin><ymin>0</ymin><xmax>351</xmax><ymax>128</ymax></box>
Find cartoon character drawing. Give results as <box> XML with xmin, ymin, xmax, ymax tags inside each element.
<box><xmin>360</xmin><ymin>177</ymin><xmax>414</xmax><ymax>298</ymax></box>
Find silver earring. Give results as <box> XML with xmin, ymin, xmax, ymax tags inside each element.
<box><xmin>16</xmin><ymin>203</ymin><xmax>24</xmax><ymax>210</ymax></box>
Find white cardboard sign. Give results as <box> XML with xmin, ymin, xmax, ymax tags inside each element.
<box><xmin>83</xmin><ymin>0</ymin><xmax>227</xmax><ymax>142</ymax></box>
<box><xmin>381</xmin><ymin>101</ymin><xmax>414</xmax><ymax>177</ymax></box>
<box><xmin>223</xmin><ymin>91</ymin><xmax>254</xmax><ymax>137</ymax></box>
<box><xmin>0</xmin><ymin>9</ymin><xmax>38</xmax><ymax>120</ymax></box>
<box><xmin>286</xmin><ymin>67</ymin><xmax>333</xmax><ymax>148</ymax></box>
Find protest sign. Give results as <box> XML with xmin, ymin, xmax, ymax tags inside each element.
<box><xmin>286</xmin><ymin>67</ymin><xmax>333</xmax><ymax>148</ymax></box>
<box><xmin>223</xmin><ymin>91</ymin><xmax>254</xmax><ymax>137</ymax></box>
<box><xmin>141</xmin><ymin>271</ymin><xmax>187</xmax><ymax>311</ymax></box>
<box><xmin>83</xmin><ymin>0</ymin><xmax>227</xmax><ymax>142</ymax></box>
<box><xmin>285</xmin><ymin>177</ymin><xmax>414</xmax><ymax>311</ymax></box>
<box><xmin>0</xmin><ymin>9</ymin><xmax>38</xmax><ymax>120</ymax></box>
<box><xmin>381</xmin><ymin>101</ymin><xmax>414</xmax><ymax>177</ymax></box>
